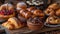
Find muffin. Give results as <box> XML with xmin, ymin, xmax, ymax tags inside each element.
<box><xmin>46</xmin><ymin>16</ymin><xmax>60</xmax><ymax>24</ymax></box>
<box><xmin>27</xmin><ymin>17</ymin><xmax>43</xmax><ymax>30</ymax></box>
<box><xmin>19</xmin><ymin>9</ymin><xmax>32</xmax><ymax>19</ymax></box>
<box><xmin>0</xmin><ymin>3</ymin><xmax>15</xmax><ymax>22</ymax></box>
<box><xmin>17</xmin><ymin>2</ymin><xmax>27</xmax><ymax>13</ymax></box>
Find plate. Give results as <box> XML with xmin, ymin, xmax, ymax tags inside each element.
<box><xmin>44</xmin><ymin>22</ymin><xmax>60</xmax><ymax>27</ymax></box>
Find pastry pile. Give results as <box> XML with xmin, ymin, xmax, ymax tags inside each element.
<box><xmin>1</xmin><ymin>2</ymin><xmax>60</xmax><ymax>30</ymax></box>
<box><xmin>45</xmin><ymin>3</ymin><xmax>60</xmax><ymax>24</ymax></box>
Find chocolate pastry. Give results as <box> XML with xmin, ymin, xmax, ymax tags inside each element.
<box><xmin>27</xmin><ymin>17</ymin><xmax>43</xmax><ymax>30</ymax></box>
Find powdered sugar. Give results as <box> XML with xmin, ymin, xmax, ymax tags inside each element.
<box><xmin>17</xmin><ymin>2</ymin><xmax>26</xmax><ymax>6</ymax></box>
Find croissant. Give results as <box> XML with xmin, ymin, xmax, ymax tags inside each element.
<box><xmin>2</xmin><ymin>17</ymin><xmax>24</xmax><ymax>30</ymax></box>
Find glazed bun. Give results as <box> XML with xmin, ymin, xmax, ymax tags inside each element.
<box><xmin>20</xmin><ymin>9</ymin><xmax>32</xmax><ymax>19</ymax></box>
<box><xmin>33</xmin><ymin>9</ymin><xmax>42</xmax><ymax>15</ymax></box>
<box><xmin>44</xmin><ymin>8</ymin><xmax>55</xmax><ymax>16</ymax></box>
<box><xmin>27</xmin><ymin>7</ymin><xmax>36</xmax><ymax>12</ymax></box>
<box><xmin>17</xmin><ymin>2</ymin><xmax>27</xmax><ymax>10</ymax></box>
<box><xmin>33</xmin><ymin>9</ymin><xmax>45</xmax><ymax>17</ymax></box>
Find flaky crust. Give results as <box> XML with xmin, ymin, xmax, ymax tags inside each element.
<box><xmin>2</xmin><ymin>17</ymin><xmax>24</xmax><ymax>30</ymax></box>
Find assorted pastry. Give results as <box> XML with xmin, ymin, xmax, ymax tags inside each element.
<box><xmin>32</xmin><ymin>9</ymin><xmax>45</xmax><ymax>19</ymax></box>
<box><xmin>45</xmin><ymin>3</ymin><xmax>60</xmax><ymax>25</ymax></box>
<box><xmin>27</xmin><ymin>17</ymin><xmax>43</xmax><ymax>30</ymax></box>
<box><xmin>44</xmin><ymin>3</ymin><xmax>59</xmax><ymax>16</ymax></box>
<box><xmin>46</xmin><ymin>16</ymin><xmax>60</xmax><ymax>24</ymax></box>
<box><xmin>0</xmin><ymin>2</ymin><xmax>60</xmax><ymax>30</ymax></box>
<box><xmin>0</xmin><ymin>3</ymin><xmax>15</xmax><ymax>19</ymax></box>
<box><xmin>16</xmin><ymin>2</ymin><xmax>27</xmax><ymax>13</ymax></box>
<box><xmin>19</xmin><ymin>9</ymin><xmax>32</xmax><ymax>19</ymax></box>
<box><xmin>18</xmin><ymin>6</ymin><xmax>45</xmax><ymax>20</ymax></box>
<box><xmin>2</xmin><ymin>17</ymin><xmax>25</xmax><ymax>30</ymax></box>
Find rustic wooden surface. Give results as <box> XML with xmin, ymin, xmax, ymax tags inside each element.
<box><xmin>6</xmin><ymin>26</ymin><xmax>60</xmax><ymax>34</ymax></box>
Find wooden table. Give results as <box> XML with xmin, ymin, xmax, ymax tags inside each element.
<box><xmin>6</xmin><ymin>26</ymin><xmax>60</xmax><ymax>34</ymax></box>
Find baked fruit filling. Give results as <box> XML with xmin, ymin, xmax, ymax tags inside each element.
<box><xmin>0</xmin><ymin>10</ymin><xmax>13</xmax><ymax>15</ymax></box>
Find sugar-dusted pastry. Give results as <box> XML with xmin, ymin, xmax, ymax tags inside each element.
<box><xmin>2</xmin><ymin>17</ymin><xmax>24</xmax><ymax>30</ymax></box>
<box><xmin>17</xmin><ymin>2</ymin><xmax>27</xmax><ymax>13</ymax></box>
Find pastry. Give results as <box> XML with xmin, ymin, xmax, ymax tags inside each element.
<box><xmin>0</xmin><ymin>3</ymin><xmax>15</xmax><ymax>19</ymax></box>
<box><xmin>56</xmin><ymin>9</ymin><xmax>60</xmax><ymax>17</ymax></box>
<box><xmin>44</xmin><ymin>8</ymin><xmax>55</xmax><ymax>16</ymax></box>
<box><xmin>19</xmin><ymin>9</ymin><xmax>32</xmax><ymax>19</ymax></box>
<box><xmin>46</xmin><ymin>16</ymin><xmax>60</xmax><ymax>24</ymax></box>
<box><xmin>33</xmin><ymin>9</ymin><xmax>45</xmax><ymax>18</ymax></box>
<box><xmin>44</xmin><ymin>3</ymin><xmax>60</xmax><ymax>16</ymax></box>
<box><xmin>2</xmin><ymin>17</ymin><xmax>25</xmax><ymax>30</ymax></box>
<box><xmin>27</xmin><ymin>17</ymin><xmax>43</xmax><ymax>30</ymax></box>
<box><xmin>48</xmin><ymin>3</ymin><xmax>59</xmax><ymax>10</ymax></box>
<box><xmin>17</xmin><ymin>2</ymin><xmax>27</xmax><ymax>13</ymax></box>
<box><xmin>27</xmin><ymin>7</ymin><xmax>36</xmax><ymax>12</ymax></box>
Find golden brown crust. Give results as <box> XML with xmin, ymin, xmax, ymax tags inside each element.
<box><xmin>33</xmin><ymin>9</ymin><xmax>45</xmax><ymax>18</ymax></box>
<box><xmin>44</xmin><ymin>8</ymin><xmax>55</xmax><ymax>16</ymax></box>
<box><xmin>2</xmin><ymin>17</ymin><xmax>25</xmax><ymax>30</ymax></box>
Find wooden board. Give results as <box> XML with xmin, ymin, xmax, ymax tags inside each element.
<box><xmin>7</xmin><ymin>26</ymin><xmax>60</xmax><ymax>34</ymax></box>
